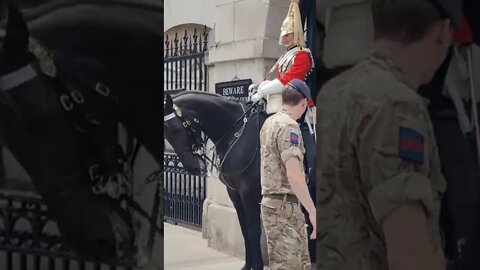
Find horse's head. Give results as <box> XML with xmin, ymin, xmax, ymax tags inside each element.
<box><xmin>164</xmin><ymin>93</ymin><xmax>205</xmax><ymax>175</ymax></box>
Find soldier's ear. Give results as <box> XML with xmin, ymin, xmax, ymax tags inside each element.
<box><xmin>164</xmin><ymin>94</ymin><xmax>174</xmax><ymax>114</ymax></box>
<box><xmin>434</xmin><ymin>19</ymin><xmax>452</xmax><ymax>47</ymax></box>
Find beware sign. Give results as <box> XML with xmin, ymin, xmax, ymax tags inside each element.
<box><xmin>215</xmin><ymin>79</ymin><xmax>252</xmax><ymax>102</ymax></box>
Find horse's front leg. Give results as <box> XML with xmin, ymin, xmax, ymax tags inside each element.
<box><xmin>226</xmin><ymin>188</ymin><xmax>254</xmax><ymax>270</ymax></box>
<box><xmin>241</xmin><ymin>188</ymin><xmax>263</xmax><ymax>270</ymax></box>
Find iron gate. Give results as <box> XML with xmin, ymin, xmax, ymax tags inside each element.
<box><xmin>164</xmin><ymin>26</ymin><xmax>209</xmax><ymax>227</ymax></box>
<box><xmin>164</xmin><ymin>26</ymin><xmax>209</xmax><ymax>92</ymax></box>
<box><xmin>163</xmin><ymin>154</ymin><xmax>206</xmax><ymax>227</ymax></box>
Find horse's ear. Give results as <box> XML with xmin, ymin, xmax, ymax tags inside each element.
<box><xmin>164</xmin><ymin>94</ymin><xmax>174</xmax><ymax>113</ymax></box>
<box><xmin>2</xmin><ymin>3</ymin><xmax>29</xmax><ymax>58</ymax></box>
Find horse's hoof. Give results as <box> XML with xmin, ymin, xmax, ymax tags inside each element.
<box><xmin>250</xmin><ymin>264</ymin><xmax>264</xmax><ymax>270</ymax></box>
<box><xmin>134</xmin><ymin>249</ymin><xmax>151</xmax><ymax>269</ymax></box>
<box><xmin>240</xmin><ymin>265</ymin><xmax>250</xmax><ymax>270</ymax></box>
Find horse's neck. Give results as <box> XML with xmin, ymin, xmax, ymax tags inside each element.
<box><xmin>190</xmin><ymin>98</ymin><xmax>240</xmax><ymax>143</ymax></box>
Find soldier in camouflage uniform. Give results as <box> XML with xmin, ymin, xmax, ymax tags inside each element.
<box><xmin>260</xmin><ymin>79</ymin><xmax>316</xmax><ymax>270</ymax></box>
<box><xmin>315</xmin><ymin>0</ymin><xmax>461</xmax><ymax>269</ymax></box>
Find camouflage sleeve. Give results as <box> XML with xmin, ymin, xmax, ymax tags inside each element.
<box><xmin>277</xmin><ymin>123</ymin><xmax>303</xmax><ymax>163</ymax></box>
<box><xmin>355</xmin><ymin>99</ymin><xmax>439</xmax><ymax>226</ymax></box>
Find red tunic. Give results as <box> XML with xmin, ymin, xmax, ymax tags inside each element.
<box><xmin>454</xmin><ymin>13</ymin><xmax>473</xmax><ymax>45</ymax></box>
<box><xmin>276</xmin><ymin>49</ymin><xmax>314</xmax><ymax>107</ymax></box>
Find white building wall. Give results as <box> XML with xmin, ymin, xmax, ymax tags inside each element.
<box><xmin>164</xmin><ymin>0</ymin><xmax>214</xmax><ymax>32</ymax></box>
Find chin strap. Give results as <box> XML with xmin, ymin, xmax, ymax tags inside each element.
<box><xmin>305</xmin><ymin>107</ymin><xmax>316</xmax><ymax>142</ymax></box>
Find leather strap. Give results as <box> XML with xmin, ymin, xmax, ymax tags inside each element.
<box><xmin>0</xmin><ymin>64</ymin><xmax>38</xmax><ymax>91</ymax></box>
<box><xmin>264</xmin><ymin>193</ymin><xmax>299</xmax><ymax>204</ymax></box>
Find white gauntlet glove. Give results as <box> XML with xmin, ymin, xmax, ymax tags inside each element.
<box><xmin>251</xmin><ymin>92</ymin><xmax>264</xmax><ymax>103</ymax></box>
<box><xmin>252</xmin><ymin>79</ymin><xmax>284</xmax><ymax>101</ymax></box>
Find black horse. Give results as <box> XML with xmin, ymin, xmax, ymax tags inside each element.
<box><xmin>0</xmin><ymin>2</ymin><xmax>163</xmax><ymax>266</ymax></box>
<box><xmin>164</xmin><ymin>90</ymin><xmax>266</xmax><ymax>270</ymax></box>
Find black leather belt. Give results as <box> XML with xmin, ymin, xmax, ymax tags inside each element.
<box><xmin>264</xmin><ymin>194</ymin><xmax>298</xmax><ymax>204</ymax></box>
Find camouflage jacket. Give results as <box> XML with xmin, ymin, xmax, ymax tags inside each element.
<box><xmin>315</xmin><ymin>51</ymin><xmax>446</xmax><ymax>270</ymax></box>
<box><xmin>260</xmin><ymin>109</ymin><xmax>305</xmax><ymax>195</ymax></box>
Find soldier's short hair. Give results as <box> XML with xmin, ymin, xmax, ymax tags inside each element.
<box><xmin>282</xmin><ymin>84</ymin><xmax>305</xmax><ymax>106</ymax></box>
<box><xmin>372</xmin><ymin>0</ymin><xmax>449</xmax><ymax>43</ymax></box>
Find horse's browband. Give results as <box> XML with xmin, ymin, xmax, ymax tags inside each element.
<box><xmin>164</xmin><ymin>112</ymin><xmax>176</xmax><ymax>121</ymax></box>
<box><xmin>0</xmin><ymin>64</ymin><xmax>38</xmax><ymax>91</ymax></box>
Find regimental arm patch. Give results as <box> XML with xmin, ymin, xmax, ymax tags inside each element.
<box><xmin>398</xmin><ymin>126</ymin><xmax>424</xmax><ymax>164</ymax></box>
<box><xmin>290</xmin><ymin>132</ymin><xmax>299</xmax><ymax>145</ymax></box>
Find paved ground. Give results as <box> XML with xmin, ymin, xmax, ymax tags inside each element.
<box><xmin>164</xmin><ymin>223</ymin><xmax>245</xmax><ymax>270</ymax></box>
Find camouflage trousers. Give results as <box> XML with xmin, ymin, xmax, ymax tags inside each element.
<box><xmin>261</xmin><ymin>196</ymin><xmax>311</xmax><ymax>270</ymax></box>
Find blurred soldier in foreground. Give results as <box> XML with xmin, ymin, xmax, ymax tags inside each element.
<box><xmin>316</xmin><ymin>0</ymin><xmax>460</xmax><ymax>269</ymax></box>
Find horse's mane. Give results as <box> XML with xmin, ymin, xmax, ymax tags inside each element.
<box><xmin>164</xmin><ymin>89</ymin><xmax>187</xmax><ymax>98</ymax></box>
<box><xmin>0</xmin><ymin>0</ymin><xmax>162</xmax><ymax>27</ymax></box>
<box><xmin>166</xmin><ymin>90</ymin><xmax>242</xmax><ymax>104</ymax></box>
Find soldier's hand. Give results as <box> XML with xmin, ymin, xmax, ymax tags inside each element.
<box><xmin>251</xmin><ymin>92</ymin><xmax>263</xmax><ymax>103</ymax></box>
<box><xmin>309</xmin><ymin>211</ymin><xmax>316</xmax><ymax>240</ymax></box>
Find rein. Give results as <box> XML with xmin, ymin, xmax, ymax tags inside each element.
<box><xmin>0</xmin><ymin>64</ymin><xmax>38</xmax><ymax>90</ymax></box>
<box><xmin>211</xmin><ymin>101</ymin><xmax>257</xmax><ymax>147</ymax></box>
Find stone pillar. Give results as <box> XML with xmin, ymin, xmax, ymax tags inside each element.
<box><xmin>201</xmin><ymin>0</ymin><xmax>290</xmax><ymax>258</ymax></box>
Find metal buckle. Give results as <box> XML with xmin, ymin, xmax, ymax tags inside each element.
<box><xmin>194</xmin><ymin>147</ymin><xmax>204</xmax><ymax>156</ymax></box>
<box><xmin>70</xmin><ymin>90</ymin><xmax>84</xmax><ymax>104</ymax></box>
<box><xmin>95</xmin><ymin>82</ymin><xmax>110</xmax><ymax>97</ymax></box>
<box><xmin>59</xmin><ymin>94</ymin><xmax>74</xmax><ymax>111</ymax></box>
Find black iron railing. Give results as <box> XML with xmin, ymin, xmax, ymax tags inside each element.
<box><xmin>0</xmin><ymin>191</ymin><xmax>134</xmax><ymax>270</ymax></box>
<box><xmin>164</xmin><ymin>26</ymin><xmax>209</xmax><ymax>92</ymax></box>
<box><xmin>163</xmin><ymin>154</ymin><xmax>207</xmax><ymax>227</ymax></box>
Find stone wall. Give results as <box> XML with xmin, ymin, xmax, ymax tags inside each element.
<box><xmin>201</xmin><ymin>0</ymin><xmax>290</xmax><ymax>258</ymax></box>
<box><xmin>164</xmin><ymin>0</ymin><xmax>214</xmax><ymax>32</ymax></box>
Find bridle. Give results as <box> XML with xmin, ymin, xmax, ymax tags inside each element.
<box><xmin>163</xmin><ymin>103</ymin><xmax>212</xmax><ymax>172</ymax></box>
